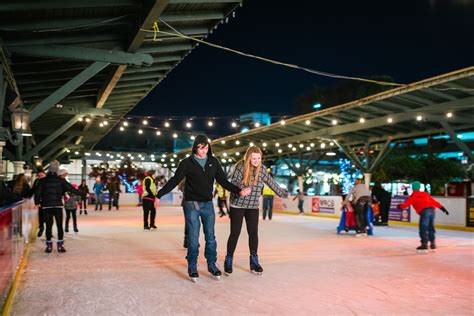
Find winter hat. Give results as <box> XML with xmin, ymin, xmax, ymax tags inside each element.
<box><xmin>411</xmin><ymin>181</ymin><xmax>421</xmax><ymax>191</ymax></box>
<box><xmin>72</xmin><ymin>184</ymin><xmax>78</xmax><ymax>189</ymax></box>
<box><xmin>49</xmin><ymin>160</ymin><xmax>60</xmax><ymax>174</ymax></box>
<box><xmin>59</xmin><ymin>168</ymin><xmax>68</xmax><ymax>176</ymax></box>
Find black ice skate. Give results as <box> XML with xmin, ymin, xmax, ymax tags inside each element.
<box><xmin>430</xmin><ymin>243</ymin><xmax>437</xmax><ymax>251</ymax></box>
<box><xmin>207</xmin><ymin>262</ymin><xmax>222</xmax><ymax>280</ymax></box>
<box><xmin>150</xmin><ymin>225</ymin><xmax>157</xmax><ymax>230</ymax></box>
<box><xmin>188</xmin><ymin>262</ymin><xmax>199</xmax><ymax>283</ymax></box>
<box><xmin>250</xmin><ymin>254</ymin><xmax>263</xmax><ymax>275</ymax></box>
<box><xmin>45</xmin><ymin>241</ymin><xmax>53</xmax><ymax>253</ymax></box>
<box><xmin>224</xmin><ymin>255</ymin><xmax>233</xmax><ymax>275</ymax></box>
<box><xmin>416</xmin><ymin>245</ymin><xmax>428</xmax><ymax>254</ymax></box>
<box><xmin>57</xmin><ymin>240</ymin><xmax>67</xmax><ymax>253</ymax></box>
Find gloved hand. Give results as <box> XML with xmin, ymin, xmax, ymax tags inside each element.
<box><xmin>440</xmin><ymin>206</ymin><xmax>449</xmax><ymax>215</ymax></box>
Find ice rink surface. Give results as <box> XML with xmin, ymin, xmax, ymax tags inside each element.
<box><xmin>10</xmin><ymin>206</ymin><xmax>474</xmax><ymax>315</ymax></box>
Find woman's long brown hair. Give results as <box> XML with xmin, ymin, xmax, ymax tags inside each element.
<box><xmin>13</xmin><ymin>174</ymin><xmax>27</xmax><ymax>194</ymax></box>
<box><xmin>240</xmin><ymin>146</ymin><xmax>263</xmax><ymax>186</ymax></box>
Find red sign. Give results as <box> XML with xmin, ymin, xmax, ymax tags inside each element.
<box><xmin>312</xmin><ymin>197</ymin><xmax>320</xmax><ymax>213</ymax></box>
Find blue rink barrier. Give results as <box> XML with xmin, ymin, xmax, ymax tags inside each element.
<box><xmin>337</xmin><ymin>207</ymin><xmax>374</xmax><ymax>235</ymax></box>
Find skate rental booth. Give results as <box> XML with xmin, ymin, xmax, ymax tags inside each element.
<box><xmin>167</xmin><ymin>67</ymin><xmax>474</xmax><ymax>229</ymax></box>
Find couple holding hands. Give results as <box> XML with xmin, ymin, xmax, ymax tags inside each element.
<box><xmin>155</xmin><ymin>134</ymin><xmax>288</xmax><ymax>282</ymax></box>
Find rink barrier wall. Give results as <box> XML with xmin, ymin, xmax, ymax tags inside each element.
<box><xmin>0</xmin><ymin>199</ymin><xmax>37</xmax><ymax>315</ymax></box>
<box><xmin>114</xmin><ymin>193</ymin><xmax>473</xmax><ymax>230</ymax></box>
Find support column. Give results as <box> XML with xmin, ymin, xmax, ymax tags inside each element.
<box><xmin>82</xmin><ymin>157</ymin><xmax>87</xmax><ymax>180</ymax></box>
<box><xmin>0</xmin><ymin>141</ymin><xmax>5</xmax><ymax>180</ymax></box>
<box><xmin>297</xmin><ymin>175</ymin><xmax>304</xmax><ymax>192</ymax></box>
<box><xmin>364</xmin><ymin>173</ymin><xmax>371</xmax><ymax>189</ymax></box>
<box><xmin>12</xmin><ymin>160</ymin><xmax>24</xmax><ymax>175</ymax></box>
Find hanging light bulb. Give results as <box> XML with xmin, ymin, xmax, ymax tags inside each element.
<box><xmin>156</xmin><ymin>131</ymin><xmax>161</xmax><ymax>136</ymax></box>
<box><xmin>173</xmin><ymin>133</ymin><xmax>178</xmax><ymax>138</ymax></box>
<box><xmin>99</xmin><ymin>122</ymin><xmax>104</xmax><ymax>127</ymax></box>
<box><xmin>165</xmin><ymin>121</ymin><xmax>170</xmax><ymax>128</ymax></box>
<box><xmin>416</xmin><ymin>115</ymin><xmax>423</xmax><ymax>121</ymax></box>
<box><xmin>85</xmin><ymin>117</ymin><xmax>91</xmax><ymax>123</ymax></box>
<box><xmin>208</xmin><ymin>121</ymin><xmax>214</xmax><ymax>127</ymax></box>
<box><xmin>78</xmin><ymin>117</ymin><xmax>83</xmax><ymax>122</ymax></box>
<box><xmin>359</xmin><ymin>118</ymin><xmax>365</xmax><ymax>123</ymax></box>
<box><xmin>143</xmin><ymin>119</ymin><xmax>148</xmax><ymax>125</ymax></box>
<box><xmin>305</xmin><ymin>120</ymin><xmax>311</xmax><ymax>125</ymax></box>
<box><xmin>280</xmin><ymin>120</ymin><xmax>286</xmax><ymax>125</ymax></box>
<box><xmin>387</xmin><ymin>117</ymin><xmax>393</xmax><ymax>123</ymax></box>
<box><xmin>446</xmin><ymin>112</ymin><xmax>453</xmax><ymax>118</ymax></box>
<box><xmin>254</xmin><ymin>122</ymin><xmax>260</xmax><ymax>127</ymax></box>
<box><xmin>275</xmin><ymin>143</ymin><xmax>280</xmax><ymax>147</ymax></box>
<box><xmin>138</xmin><ymin>129</ymin><xmax>143</xmax><ymax>134</ymax></box>
<box><xmin>332</xmin><ymin>119</ymin><xmax>338</xmax><ymax>125</ymax></box>
<box><xmin>221</xmin><ymin>140</ymin><xmax>226</xmax><ymax>144</ymax></box>
<box><xmin>123</xmin><ymin>121</ymin><xmax>128</xmax><ymax>126</ymax></box>
<box><xmin>231</xmin><ymin>122</ymin><xmax>237</xmax><ymax>128</ymax></box>
<box><xmin>186</xmin><ymin>121</ymin><xmax>192</xmax><ymax>128</ymax></box>
<box><xmin>120</xmin><ymin>126</ymin><xmax>124</xmax><ymax>131</ymax></box>
<box><xmin>278</xmin><ymin>149</ymin><xmax>283</xmax><ymax>153</ymax></box>
<box><xmin>190</xmin><ymin>135</ymin><xmax>195</xmax><ymax>140</ymax></box>
<box><xmin>235</xmin><ymin>140</ymin><xmax>240</xmax><ymax>145</ymax></box>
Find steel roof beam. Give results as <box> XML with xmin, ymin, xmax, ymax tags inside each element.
<box><xmin>0</xmin><ymin>0</ymin><xmax>138</xmax><ymax>11</ymax></box>
<box><xmin>1</xmin><ymin>17</ymin><xmax>132</xmax><ymax>31</ymax></box>
<box><xmin>120</xmin><ymin>73</ymin><xmax>164</xmax><ymax>81</ymax></box>
<box><xmin>169</xmin><ymin>0</ymin><xmax>241</xmax><ymax>3</ymax></box>
<box><xmin>136</xmin><ymin>43</ymin><xmax>192</xmax><ymax>54</ymax></box>
<box><xmin>439</xmin><ymin>120</ymin><xmax>474</xmax><ymax>161</ymax></box>
<box><xmin>47</xmin><ymin>106</ymin><xmax>112</xmax><ymax>116</ymax></box>
<box><xmin>161</xmin><ymin>11</ymin><xmax>224</xmax><ymax>22</ymax></box>
<box><xmin>125</xmin><ymin>64</ymin><xmax>172</xmax><ymax>73</ymax></box>
<box><xmin>146</xmin><ymin>26</ymin><xmax>209</xmax><ymax>39</ymax></box>
<box><xmin>24</xmin><ymin>115</ymin><xmax>82</xmax><ymax>161</ymax></box>
<box><xmin>10</xmin><ymin>45</ymin><xmax>153</xmax><ymax>67</ymax></box>
<box><xmin>6</xmin><ymin>35</ymin><xmax>123</xmax><ymax>47</ymax></box>
<box><xmin>29</xmin><ymin>61</ymin><xmax>110</xmax><ymax>122</ymax></box>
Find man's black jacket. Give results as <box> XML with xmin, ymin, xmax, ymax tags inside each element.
<box><xmin>157</xmin><ymin>156</ymin><xmax>240</xmax><ymax>202</ymax></box>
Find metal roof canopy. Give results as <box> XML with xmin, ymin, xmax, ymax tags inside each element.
<box><xmin>0</xmin><ymin>0</ymin><xmax>242</xmax><ymax>164</ymax></box>
<box><xmin>170</xmin><ymin>67</ymin><xmax>474</xmax><ymax>173</ymax></box>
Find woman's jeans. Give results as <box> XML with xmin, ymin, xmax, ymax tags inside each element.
<box><xmin>183</xmin><ymin>201</ymin><xmax>216</xmax><ymax>265</ymax></box>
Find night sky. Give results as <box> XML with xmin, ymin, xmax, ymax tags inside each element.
<box><xmin>130</xmin><ymin>0</ymin><xmax>474</xmax><ymax>120</ymax></box>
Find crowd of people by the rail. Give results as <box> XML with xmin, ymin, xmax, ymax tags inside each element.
<box><xmin>0</xmin><ymin>133</ymin><xmax>450</xmax><ymax>280</ymax></box>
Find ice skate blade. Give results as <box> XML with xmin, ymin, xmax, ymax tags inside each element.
<box><xmin>224</xmin><ymin>272</ymin><xmax>232</xmax><ymax>276</ymax></box>
<box><xmin>417</xmin><ymin>249</ymin><xmax>428</xmax><ymax>254</ymax></box>
<box><xmin>190</xmin><ymin>277</ymin><xmax>198</xmax><ymax>283</ymax></box>
<box><xmin>251</xmin><ymin>270</ymin><xmax>263</xmax><ymax>275</ymax></box>
<box><xmin>210</xmin><ymin>275</ymin><xmax>221</xmax><ymax>280</ymax></box>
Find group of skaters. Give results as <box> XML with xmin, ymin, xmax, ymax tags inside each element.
<box><xmin>29</xmin><ymin>162</ymin><xmax>125</xmax><ymax>253</ymax></box>
<box><xmin>343</xmin><ymin>178</ymin><xmax>450</xmax><ymax>252</ymax></box>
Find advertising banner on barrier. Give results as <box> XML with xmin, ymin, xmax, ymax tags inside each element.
<box><xmin>467</xmin><ymin>197</ymin><xmax>474</xmax><ymax>227</ymax></box>
<box><xmin>312</xmin><ymin>197</ymin><xmax>336</xmax><ymax>214</ymax></box>
<box><xmin>389</xmin><ymin>196</ymin><xmax>411</xmax><ymax>222</ymax></box>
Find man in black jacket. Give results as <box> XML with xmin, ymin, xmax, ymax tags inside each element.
<box><xmin>34</xmin><ymin>160</ymin><xmax>85</xmax><ymax>253</ymax></box>
<box><xmin>156</xmin><ymin>135</ymin><xmax>250</xmax><ymax>282</ymax></box>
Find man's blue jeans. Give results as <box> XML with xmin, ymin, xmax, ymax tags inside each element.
<box><xmin>262</xmin><ymin>196</ymin><xmax>274</xmax><ymax>219</ymax></box>
<box><xmin>183</xmin><ymin>201</ymin><xmax>217</xmax><ymax>265</ymax></box>
<box><xmin>419</xmin><ymin>207</ymin><xmax>436</xmax><ymax>245</ymax></box>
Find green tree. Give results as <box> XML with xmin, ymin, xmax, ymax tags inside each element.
<box><xmin>372</xmin><ymin>154</ymin><xmax>465</xmax><ymax>194</ymax></box>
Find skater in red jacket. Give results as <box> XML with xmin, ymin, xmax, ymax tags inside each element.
<box><xmin>398</xmin><ymin>181</ymin><xmax>449</xmax><ymax>252</ymax></box>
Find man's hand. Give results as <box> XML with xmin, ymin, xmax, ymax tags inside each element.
<box><xmin>240</xmin><ymin>187</ymin><xmax>251</xmax><ymax>197</ymax></box>
<box><xmin>154</xmin><ymin>198</ymin><xmax>160</xmax><ymax>209</ymax></box>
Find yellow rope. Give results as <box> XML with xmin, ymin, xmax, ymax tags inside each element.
<box><xmin>140</xmin><ymin>23</ymin><xmax>404</xmax><ymax>87</ymax></box>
